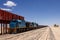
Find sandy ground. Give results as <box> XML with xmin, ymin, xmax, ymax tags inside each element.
<box><xmin>51</xmin><ymin>27</ymin><xmax>60</xmax><ymax>40</ymax></box>
<box><xmin>0</xmin><ymin>27</ymin><xmax>60</xmax><ymax>40</ymax></box>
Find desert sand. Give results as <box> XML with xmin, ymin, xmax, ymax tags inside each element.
<box><xmin>0</xmin><ymin>27</ymin><xmax>60</xmax><ymax>40</ymax></box>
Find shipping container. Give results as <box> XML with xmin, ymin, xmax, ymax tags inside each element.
<box><xmin>0</xmin><ymin>9</ymin><xmax>24</xmax><ymax>21</ymax></box>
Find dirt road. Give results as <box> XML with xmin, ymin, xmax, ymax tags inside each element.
<box><xmin>0</xmin><ymin>27</ymin><xmax>60</xmax><ymax>40</ymax></box>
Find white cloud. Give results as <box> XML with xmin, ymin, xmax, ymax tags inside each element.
<box><xmin>3</xmin><ymin>1</ymin><xmax>16</xmax><ymax>7</ymax></box>
<box><xmin>0</xmin><ymin>8</ymin><xmax>12</xmax><ymax>11</ymax></box>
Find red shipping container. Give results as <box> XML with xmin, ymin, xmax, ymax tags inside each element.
<box><xmin>0</xmin><ymin>10</ymin><xmax>4</xmax><ymax>20</ymax></box>
<box><xmin>4</xmin><ymin>12</ymin><xmax>6</xmax><ymax>20</ymax></box>
<box><xmin>0</xmin><ymin>9</ymin><xmax>24</xmax><ymax>21</ymax></box>
<box><xmin>13</xmin><ymin>14</ymin><xmax>16</xmax><ymax>19</ymax></box>
<box><xmin>8</xmin><ymin>12</ymin><xmax>12</xmax><ymax>21</ymax></box>
<box><xmin>0</xmin><ymin>10</ymin><xmax>3</xmax><ymax>20</ymax></box>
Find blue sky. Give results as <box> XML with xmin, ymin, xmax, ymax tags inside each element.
<box><xmin>0</xmin><ymin>0</ymin><xmax>60</xmax><ymax>25</ymax></box>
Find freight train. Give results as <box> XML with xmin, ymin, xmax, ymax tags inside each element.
<box><xmin>9</xmin><ymin>19</ymin><xmax>38</xmax><ymax>34</ymax></box>
<box><xmin>9</xmin><ymin>19</ymin><xmax>48</xmax><ymax>34</ymax></box>
<box><xmin>0</xmin><ymin>9</ymin><xmax>48</xmax><ymax>34</ymax></box>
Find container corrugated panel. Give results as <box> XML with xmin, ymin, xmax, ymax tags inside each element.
<box><xmin>6</xmin><ymin>12</ymin><xmax>9</xmax><ymax>21</ymax></box>
<box><xmin>5</xmin><ymin>11</ymin><xmax>7</xmax><ymax>20</ymax></box>
<box><xmin>13</xmin><ymin>14</ymin><xmax>17</xmax><ymax>19</ymax></box>
<box><xmin>16</xmin><ymin>15</ymin><xmax>19</xmax><ymax>20</ymax></box>
<box><xmin>0</xmin><ymin>13</ymin><xmax>2</xmax><ymax>20</ymax></box>
<box><xmin>8</xmin><ymin>12</ymin><xmax>12</xmax><ymax>21</ymax></box>
<box><xmin>4</xmin><ymin>11</ymin><xmax>8</xmax><ymax>20</ymax></box>
<box><xmin>10</xmin><ymin>13</ymin><xmax>13</xmax><ymax>20</ymax></box>
<box><xmin>11</xmin><ymin>14</ymin><xmax>24</xmax><ymax>20</ymax></box>
<box><xmin>19</xmin><ymin>16</ymin><xmax>24</xmax><ymax>20</ymax></box>
<box><xmin>0</xmin><ymin>9</ymin><xmax>24</xmax><ymax>21</ymax></box>
<box><xmin>17</xmin><ymin>16</ymin><xmax>19</xmax><ymax>20</ymax></box>
<box><xmin>0</xmin><ymin>10</ymin><xmax>2</xmax><ymax>20</ymax></box>
<box><xmin>0</xmin><ymin>10</ymin><xmax>4</xmax><ymax>20</ymax></box>
<box><xmin>17</xmin><ymin>16</ymin><xmax>20</xmax><ymax>20</ymax></box>
<box><xmin>19</xmin><ymin>16</ymin><xmax>21</xmax><ymax>20</ymax></box>
<box><xmin>4</xmin><ymin>12</ymin><xmax>6</xmax><ymax>20</ymax></box>
<box><xmin>15</xmin><ymin>15</ymin><xmax>18</xmax><ymax>19</ymax></box>
<box><xmin>21</xmin><ymin>17</ymin><xmax>24</xmax><ymax>20</ymax></box>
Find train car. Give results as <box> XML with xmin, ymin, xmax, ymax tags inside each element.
<box><xmin>26</xmin><ymin>22</ymin><xmax>33</xmax><ymax>27</ymax></box>
<box><xmin>38</xmin><ymin>25</ymin><xmax>48</xmax><ymax>28</ymax></box>
<box><xmin>9</xmin><ymin>19</ymin><xmax>26</xmax><ymax>33</ymax></box>
<box><xmin>9</xmin><ymin>20</ymin><xmax>39</xmax><ymax>33</ymax></box>
<box><xmin>32</xmin><ymin>22</ymin><xmax>38</xmax><ymax>27</ymax></box>
<box><xmin>9</xmin><ymin>19</ymin><xmax>48</xmax><ymax>34</ymax></box>
<box><xmin>25</xmin><ymin>22</ymin><xmax>34</xmax><ymax>30</ymax></box>
<box><xmin>30</xmin><ymin>22</ymin><xmax>38</xmax><ymax>29</ymax></box>
<box><xmin>25</xmin><ymin>22</ymin><xmax>38</xmax><ymax>30</ymax></box>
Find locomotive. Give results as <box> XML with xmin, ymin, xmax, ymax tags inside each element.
<box><xmin>9</xmin><ymin>19</ymin><xmax>38</xmax><ymax>34</ymax></box>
